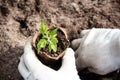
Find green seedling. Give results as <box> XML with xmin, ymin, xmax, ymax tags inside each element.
<box><xmin>37</xmin><ymin>20</ymin><xmax>58</xmax><ymax>53</ymax></box>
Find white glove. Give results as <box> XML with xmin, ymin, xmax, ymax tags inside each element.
<box><xmin>71</xmin><ymin>28</ymin><xmax>120</xmax><ymax>75</ymax></box>
<box><xmin>18</xmin><ymin>37</ymin><xmax>80</xmax><ymax>80</ymax></box>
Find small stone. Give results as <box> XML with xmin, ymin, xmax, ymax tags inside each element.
<box><xmin>51</xmin><ymin>54</ymin><xmax>54</xmax><ymax>57</ymax></box>
<box><xmin>54</xmin><ymin>54</ymin><xmax>58</xmax><ymax>57</ymax></box>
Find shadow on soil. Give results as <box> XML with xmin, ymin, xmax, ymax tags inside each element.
<box><xmin>78</xmin><ymin>68</ymin><xmax>120</xmax><ymax>80</ymax></box>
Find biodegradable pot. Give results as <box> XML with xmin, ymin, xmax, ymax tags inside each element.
<box><xmin>32</xmin><ymin>27</ymin><xmax>70</xmax><ymax>70</ymax></box>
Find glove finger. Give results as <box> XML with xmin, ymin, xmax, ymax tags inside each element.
<box><xmin>60</xmin><ymin>48</ymin><xmax>76</xmax><ymax>71</ymax></box>
<box><xmin>80</xmin><ymin>29</ymin><xmax>90</xmax><ymax>37</ymax></box>
<box><xmin>71</xmin><ymin>38</ymin><xmax>82</xmax><ymax>51</ymax></box>
<box><xmin>18</xmin><ymin>55</ymin><xmax>31</xmax><ymax>80</ymax></box>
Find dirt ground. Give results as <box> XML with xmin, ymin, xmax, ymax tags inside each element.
<box><xmin>0</xmin><ymin>0</ymin><xmax>120</xmax><ymax>80</ymax></box>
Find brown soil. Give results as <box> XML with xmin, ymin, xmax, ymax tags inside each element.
<box><xmin>0</xmin><ymin>0</ymin><xmax>120</xmax><ymax>80</ymax></box>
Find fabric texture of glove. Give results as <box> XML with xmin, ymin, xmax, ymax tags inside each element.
<box><xmin>72</xmin><ymin>28</ymin><xmax>120</xmax><ymax>75</ymax></box>
<box><xmin>18</xmin><ymin>37</ymin><xmax>80</xmax><ymax>80</ymax></box>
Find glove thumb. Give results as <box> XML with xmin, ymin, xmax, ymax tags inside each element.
<box><xmin>71</xmin><ymin>38</ymin><xmax>81</xmax><ymax>51</ymax></box>
<box><xmin>60</xmin><ymin>48</ymin><xmax>76</xmax><ymax>72</ymax></box>
<box><xmin>71</xmin><ymin>30</ymin><xmax>90</xmax><ymax>51</ymax></box>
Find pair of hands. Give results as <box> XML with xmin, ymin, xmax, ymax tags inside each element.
<box><xmin>18</xmin><ymin>28</ymin><xmax>120</xmax><ymax>80</ymax></box>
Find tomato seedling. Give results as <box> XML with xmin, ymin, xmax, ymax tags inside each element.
<box><xmin>37</xmin><ymin>20</ymin><xmax>58</xmax><ymax>53</ymax></box>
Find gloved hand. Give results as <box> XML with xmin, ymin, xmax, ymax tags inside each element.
<box><xmin>18</xmin><ymin>37</ymin><xmax>80</xmax><ymax>80</ymax></box>
<box><xmin>71</xmin><ymin>28</ymin><xmax>120</xmax><ymax>75</ymax></box>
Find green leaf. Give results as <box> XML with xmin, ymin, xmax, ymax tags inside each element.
<box><xmin>37</xmin><ymin>39</ymin><xmax>47</xmax><ymax>53</ymax></box>
<box><xmin>51</xmin><ymin>43</ymin><xmax>57</xmax><ymax>52</ymax></box>
<box><xmin>40</xmin><ymin>20</ymin><xmax>48</xmax><ymax>35</ymax></box>
<box><xmin>49</xmin><ymin>28</ymin><xmax>58</xmax><ymax>37</ymax></box>
<box><xmin>48</xmin><ymin>44</ymin><xmax>52</xmax><ymax>52</ymax></box>
<box><xmin>48</xmin><ymin>43</ymin><xmax>57</xmax><ymax>52</ymax></box>
<box><xmin>51</xmin><ymin>37</ymin><xmax>58</xmax><ymax>44</ymax></box>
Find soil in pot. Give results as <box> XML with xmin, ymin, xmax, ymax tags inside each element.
<box><xmin>33</xmin><ymin>27</ymin><xmax>70</xmax><ymax>70</ymax></box>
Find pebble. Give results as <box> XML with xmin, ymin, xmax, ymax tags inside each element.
<box><xmin>54</xmin><ymin>53</ymin><xmax>58</xmax><ymax>57</ymax></box>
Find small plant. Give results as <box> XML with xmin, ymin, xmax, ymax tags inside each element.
<box><xmin>32</xmin><ymin>20</ymin><xmax>69</xmax><ymax>70</ymax></box>
<box><xmin>37</xmin><ymin>20</ymin><xmax>58</xmax><ymax>53</ymax></box>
